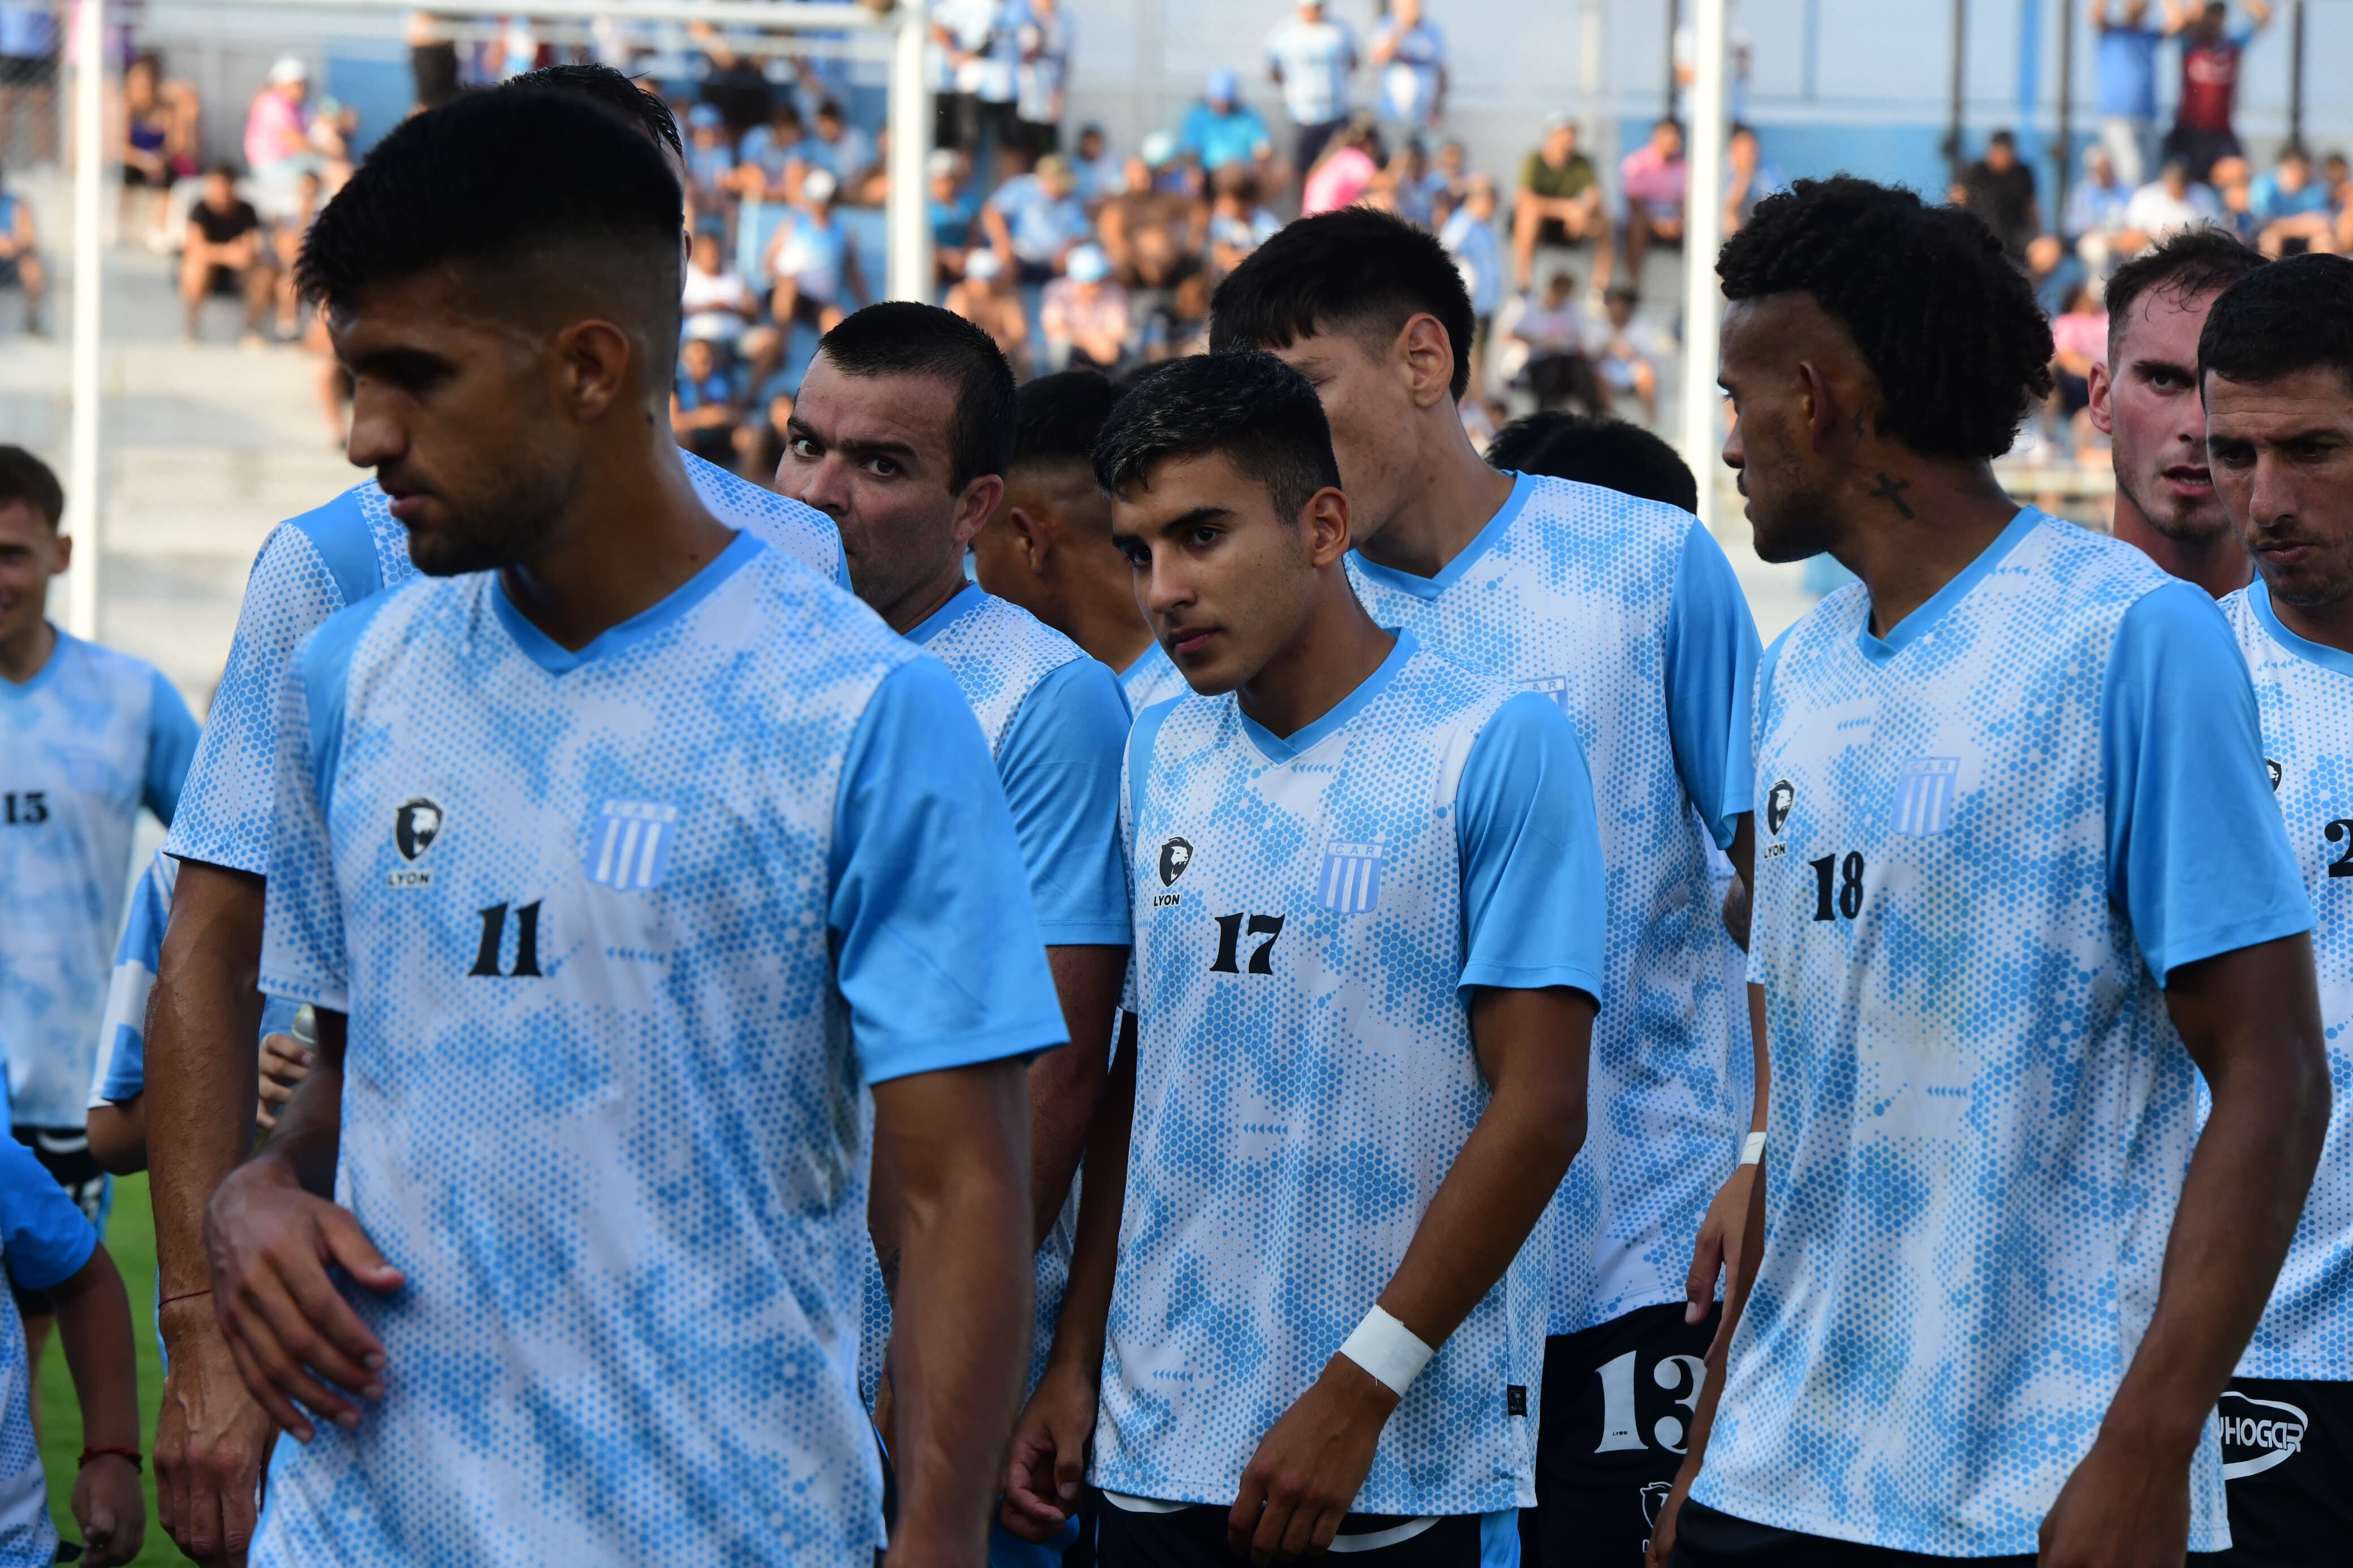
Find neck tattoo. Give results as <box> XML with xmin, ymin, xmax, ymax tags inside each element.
<box><xmin>1869</xmin><ymin>472</ymin><xmax>1915</xmax><ymax>520</ymax></box>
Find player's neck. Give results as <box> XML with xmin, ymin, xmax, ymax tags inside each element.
<box><xmin>2267</xmin><ymin>582</ymin><xmax>2353</xmax><ymax>656</ymax></box>
<box><xmin>2109</xmin><ymin>498</ymin><xmax>2252</xmax><ymax>599</ymax></box>
<box><xmin>497</xmin><ymin>443</ymin><xmax>736</xmax><ymax>653</ymax></box>
<box><xmin>1236</xmin><ymin>583</ymin><xmax>1395</xmax><ymax>739</ymax></box>
<box><xmin>1349</xmin><ymin>412</ymin><xmax>1517</xmax><ymax>581</ymax></box>
<box><xmin>1838</xmin><ymin>459</ymin><xmax>2022</xmax><ymax>638</ymax></box>
<box><xmin>875</xmin><ymin>558</ymin><xmax>973</xmax><ymax>637</ymax></box>
<box><xmin>1058</xmin><ymin>573</ymin><xmax>1156</xmax><ymax>676</ymax></box>
<box><xmin>0</xmin><ymin>615</ymin><xmax>56</xmax><ymax>686</ymax></box>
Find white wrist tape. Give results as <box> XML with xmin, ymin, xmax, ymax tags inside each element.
<box><xmin>1739</xmin><ymin>1131</ymin><xmax>1768</xmax><ymax>1167</ymax></box>
<box><xmin>1339</xmin><ymin>1306</ymin><xmax>1436</xmax><ymax>1396</ymax></box>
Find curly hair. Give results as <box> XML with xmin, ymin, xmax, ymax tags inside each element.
<box><xmin>1716</xmin><ymin>177</ymin><xmax>2054</xmax><ymax>461</ymax></box>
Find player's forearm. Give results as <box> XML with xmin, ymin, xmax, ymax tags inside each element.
<box><xmin>86</xmin><ymin>1100</ymin><xmax>148</xmax><ymax>1176</ymax></box>
<box><xmin>1046</xmin><ymin>1016</ymin><xmax>1135</xmax><ymax>1379</ymax></box>
<box><xmin>1673</xmin><ymin>1152</ymin><xmax>1768</xmax><ymax>1481</ymax></box>
<box><xmin>1745</xmin><ymin>983</ymin><xmax>1769</xmax><ymax>1135</ymax></box>
<box><xmin>1029</xmin><ymin>946</ymin><xmax>1122</xmax><ymax>1246</ymax></box>
<box><xmin>148</xmin><ymin>865</ymin><xmax>268</xmax><ymax>1301</ymax></box>
<box><xmin>51</xmin><ymin>1246</ymin><xmax>143</xmax><ymax>1453</ymax></box>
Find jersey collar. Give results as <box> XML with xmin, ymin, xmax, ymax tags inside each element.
<box><xmin>1857</xmin><ymin>506</ymin><xmax>2042</xmax><ymax>663</ymax></box>
<box><xmin>2248</xmin><ymin>576</ymin><xmax>2353</xmax><ymax>679</ymax></box>
<box><xmin>1347</xmin><ymin>470</ymin><xmax>1535</xmax><ymax>602</ymax></box>
<box><xmin>1238</xmin><ymin>628</ymin><xmax>1416</xmax><ymax>763</ymax></box>
<box><xmin>0</xmin><ymin>623</ymin><xmax>67</xmax><ymax>696</ymax></box>
<box><xmin>904</xmin><ymin>581</ymin><xmax>985</xmax><ymax>646</ymax></box>
<box><xmin>491</xmin><ymin>528</ymin><xmax>761</xmax><ymax>675</ymax></box>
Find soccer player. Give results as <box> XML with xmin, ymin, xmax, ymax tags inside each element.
<box><xmin>1653</xmin><ymin>176</ymin><xmax>2328</xmax><ymax>1567</ymax></box>
<box><xmin>1001</xmin><ymin>349</ymin><xmax>1604</xmax><ymax>1567</ymax></box>
<box><xmin>141</xmin><ymin>65</ymin><xmax>849</xmax><ymax>1565</ymax></box>
<box><xmin>0</xmin><ymin>444</ymin><xmax>197</xmax><ymax>1372</ymax></box>
<box><xmin>2088</xmin><ymin>226</ymin><xmax>2265</xmax><ymax>598</ymax></box>
<box><xmin>2202</xmin><ymin>253</ymin><xmax>2353</xmax><ymax>1565</ymax></box>
<box><xmin>202</xmin><ymin>89</ymin><xmax>1055</xmax><ymax>1566</ymax></box>
<box><xmin>1212</xmin><ymin>207</ymin><xmax>1760</xmax><ymax>1566</ymax></box>
<box><xmin>776</xmin><ymin>307</ymin><xmax>1129</xmax><ymax>1563</ymax></box>
<box><xmin>971</xmin><ymin>368</ymin><xmax>1188</xmax><ymax>711</ymax></box>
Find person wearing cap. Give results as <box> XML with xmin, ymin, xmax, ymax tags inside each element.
<box><xmin>946</xmin><ymin>246</ymin><xmax>1033</xmax><ymax>377</ymax></box>
<box><xmin>984</xmin><ymin>152</ymin><xmax>1093</xmax><ymax>284</ymax></box>
<box><xmin>1264</xmin><ymin>0</ymin><xmax>1359</xmax><ymax>187</ymax></box>
<box><xmin>243</xmin><ymin>56</ymin><xmax>325</xmax><ymax>213</ymax></box>
<box><xmin>1179</xmin><ymin>67</ymin><xmax>1274</xmax><ymax>175</ymax></box>
<box><xmin>1515</xmin><ymin>114</ymin><xmax>1605</xmax><ymax>292</ymax></box>
<box><xmin>683</xmin><ymin>103</ymin><xmax>738</xmax><ymax>213</ymax></box>
<box><xmin>1041</xmin><ymin>243</ymin><xmax>1130</xmax><ymax>373</ymax></box>
<box><xmin>764</xmin><ymin>166</ymin><xmax>865</xmax><ymax>338</ymax></box>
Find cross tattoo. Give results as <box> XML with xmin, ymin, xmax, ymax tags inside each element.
<box><xmin>1869</xmin><ymin>472</ymin><xmax>1915</xmax><ymax>520</ymax></box>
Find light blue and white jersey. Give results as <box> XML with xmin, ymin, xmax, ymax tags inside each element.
<box><xmin>253</xmin><ymin>532</ymin><xmax>1066</xmax><ymax>1567</ymax></box>
<box><xmin>167</xmin><ymin>459</ymin><xmax>845</xmax><ymax>878</ymax></box>
<box><xmin>1264</xmin><ymin>12</ymin><xmax>1357</xmax><ymax>126</ymax></box>
<box><xmin>0</xmin><ymin>632</ymin><xmax>197</xmax><ymax>1126</ymax></box>
<box><xmin>1696</xmin><ymin>510</ymin><xmax>2311</xmax><ymax>1557</ymax></box>
<box><xmin>0</xmin><ymin>1136</ymin><xmax>97</xmax><ymax>1566</ymax></box>
<box><xmin>2223</xmin><ymin>579</ymin><xmax>2353</xmax><ymax>1381</ymax></box>
<box><xmin>88</xmin><ymin>850</ymin><xmax>174</xmax><ymax>1108</ymax></box>
<box><xmin>1119</xmin><ymin>639</ymin><xmax>1190</xmax><ymax>714</ymax></box>
<box><xmin>1097</xmin><ymin>632</ymin><xmax>1606</xmax><ymax>1514</ymax></box>
<box><xmin>1348</xmin><ymin>472</ymin><xmax>1759</xmax><ymax>1338</ymax></box>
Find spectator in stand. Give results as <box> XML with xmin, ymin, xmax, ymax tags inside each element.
<box><xmin>2049</xmin><ymin>278</ymin><xmax>2110</xmax><ymax>457</ymax></box>
<box><xmin>270</xmin><ymin>168</ymin><xmax>324</xmax><ymax>340</ymax></box>
<box><xmin>1301</xmin><ymin>116</ymin><xmax>1380</xmax><ymax>216</ymax></box>
<box><xmin>1722</xmin><ymin>122</ymin><xmax>1782</xmax><ymax>236</ymax></box>
<box><xmin>2249</xmin><ymin>148</ymin><xmax>2337</xmax><ymax>255</ymax></box>
<box><xmin>1179</xmin><ymin>67</ymin><xmax>1274</xmax><ymax>176</ymax></box>
<box><xmin>2127</xmin><ymin>154</ymin><xmax>2225</xmax><ymax>244</ymax></box>
<box><xmin>1369</xmin><ymin>0</ymin><xmax>1446</xmax><ymax>136</ymax></box>
<box><xmin>1381</xmin><ymin>139</ymin><xmax>1437</xmax><ymax>226</ymax></box>
<box><xmin>1441</xmin><ymin>171</ymin><xmax>1505</xmax><ymax>384</ymax></box>
<box><xmin>1139</xmin><ymin>269</ymin><xmax>1214</xmax><ymax>362</ymax></box>
<box><xmin>1674</xmin><ymin>18</ymin><xmax>1755</xmax><ymax>124</ymax></box>
<box><xmin>180</xmin><ymin>165</ymin><xmax>273</xmax><ymax>347</ymax></box>
<box><xmin>2324</xmin><ymin>152</ymin><xmax>2351</xmax><ymax>208</ymax></box>
<box><xmin>1587</xmin><ymin>283</ymin><xmax>1663</xmax><ymax>424</ymax></box>
<box><xmin>1071</xmin><ymin>123</ymin><xmax>1122</xmax><ymax>207</ymax></box>
<box><xmin>404</xmin><ymin>8</ymin><xmax>459</xmax><ymax>113</ymax></box>
<box><xmin>930</xmin><ymin>0</ymin><xmax>1019</xmax><ymax>171</ymax></box>
<box><xmin>805</xmin><ymin>100</ymin><xmax>877</xmax><ymax>201</ymax></box>
<box><xmin>763</xmin><ymin>166</ymin><xmax>863</xmax><ymax>337</ymax></box>
<box><xmin>670</xmin><ymin>335</ymin><xmax>743</xmax><ymax>467</ymax></box>
<box><xmin>682</xmin><ymin>227</ymin><xmax>775</xmax><ymax>381</ymax></box>
<box><xmin>2066</xmin><ymin>143</ymin><xmax>2135</xmax><ymax>247</ymax></box>
<box><xmin>946</xmin><ymin>247</ymin><xmax>1032</xmax><ymax>376</ymax></box>
<box><xmin>1012</xmin><ymin>0</ymin><xmax>1072</xmax><ymax>168</ymax></box>
<box><xmin>734</xmin><ymin>101</ymin><xmax>807</xmax><ymax>202</ymax></box>
<box><xmin>1514</xmin><ymin>115</ymin><xmax>1605</xmax><ymax>290</ymax></box>
<box><xmin>2166</xmin><ymin>0</ymin><xmax>2272</xmax><ymax>182</ymax></box>
<box><xmin>984</xmin><ymin>151</ymin><xmax>1091</xmax><ymax>283</ymax></box>
<box><xmin>1511</xmin><ymin>270</ymin><xmax>1602</xmax><ymax>416</ymax></box>
<box><xmin>0</xmin><ymin>161</ymin><xmax>45</xmax><ymax>337</ymax></box>
<box><xmin>1618</xmin><ymin>117</ymin><xmax>1689</xmax><ymax>283</ymax></box>
<box><xmin>1429</xmin><ymin>136</ymin><xmax>1469</xmax><ymax>205</ymax></box>
<box><xmin>1962</xmin><ymin>129</ymin><xmax>2042</xmax><ymax>262</ymax></box>
<box><xmin>735</xmin><ymin>387</ymin><xmax>795</xmax><ymax>485</ymax></box>
<box><xmin>1041</xmin><ymin>243</ymin><xmax>1130</xmax><ymax>372</ymax></box>
<box><xmin>683</xmin><ymin>103</ymin><xmax>737</xmax><ymax>212</ymax></box>
<box><xmin>2026</xmin><ymin>232</ymin><xmax>2088</xmax><ymax>319</ymax></box>
<box><xmin>122</xmin><ymin>54</ymin><xmax>199</xmax><ymax>248</ymax></box>
<box><xmin>1100</xmin><ymin>145</ymin><xmax>1203</xmax><ymax>292</ymax></box>
<box><xmin>1264</xmin><ymin>0</ymin><xmax>1359</xmax><ymax>185</ymax></box>
<box><xmin>928</xmin><ymin>148</ymin><xmax>979</xmax><ymax>285</ymax></box>
<box><xmin>2089</xmin><ymin>1</ymin><xmax>2175</xmax><ymax>188</ymax></box>
<box><xmin>1208</xmin><ymin>168</ymin><xmax>1281</xmax><ymax>275</ymax></box>
<box><xmin>2209</xmin><ymin>153</ymin><xmax>2260</xmax><ymax>243</ymax></box>
<box><xmin>243</xmin><ymin>57</ymin><xmax>332</xmax><ymax>211</ymax></box>
<box><xmin>0</xmin><ymin>5</ymin><xmax>57</xmax><ymax>167</ymax></box>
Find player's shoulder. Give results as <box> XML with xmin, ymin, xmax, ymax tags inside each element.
<box><xmin>2215</xmin><ymin>581</ymin><xmax>2267</xmax><ymax>650</ymax></box>
<box><xmin>730</xmin><ymin>538</ymin><xmax>924</xmax><ymax>688</ymax></box>
<box><xmin>263</xmin><ymin>481</ymin><xmax>406</xmax><ymax>608</ymax></box>
<box><xmin>928</xmin><ymin>588</ymin><xmax>1089</xmax><ymax>680</ymax></box>
<box><xmin>1499</xmin><ymin>470</ymin><xmax>1705</xmax><ymax>580</ymax></box>
<box><xmin>2014</xmin><ymin>513</ymin><xmax>2222</xmax><ymax>655</ymax></box>
<box><xmin>51</xmin><ymin>629</ymin><xmax>174</xmax><ymax>709</ymax></box>
<box><xmin>681</xmin><ymin>453</ymin><xmax>844</xmax><ymax>581</ymax></box>
<box><xmin>1398</xmin><ymin>633</ymin><xmax>1534</xmax><ymax>720</ymax></box>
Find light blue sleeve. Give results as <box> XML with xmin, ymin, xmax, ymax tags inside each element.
<box><xmin>1664</xmin><ymin>520</ymin><xmax>1762</xmax><ymax>850</ymax></box>
<box><xmin>0</xmin><ymin>1138</ymin><xmax>96</xmax><ymax>1293</ymax></box>
<box><xmin>142</xmin><ymin>667</ymin><xmax>200</xmax><ymax>826</ymax></box>
<box><xmin>1456</xmin><ymin>690</ymin><xmax>1608</xmax><ymax>1001</ymax></box>
<box><xmin>994</xmin><ymin>658</ymin><xmax>1133</xmax><ymax>947</ymax></box>
<box><xmin>89</xmin><ymin>856</ymin><xmax>173</xmax><ymax>1106</ymax></box>
<box><xmin>2102</xmin><ymin>582</ymin><xmax>2314</xmax><ymax>986</ymax></box>
<box><xmin>829</xmin><ymin>656</ymin><xmax>1070</xmax><ymax>1086</ymax></box>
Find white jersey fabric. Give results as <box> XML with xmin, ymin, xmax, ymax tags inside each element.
<box><xmin>1697</xmin><ymin>511</ymin><xmax>2311</xmax><ymax>1556</ymax></box>
<box><xmin>1096</xmin><ymin>632</ymin><xmax>1607</xmax><ymax>1515</ymax></box>
<box><xmin>0</xmin><ymin>630</ymin><xmax>197</xmax><ymax>1125</ymax></box>
<box><xmin>0</xmin><ymin>1136</ymin><xmax>97</xmax><ymax>1566</ymax></box>
<box><xmin>1348</xmin><ymin>472</ymin><xmax>1759</xmax><ymax>1337</ymax></box>
<box><xmin>1118</xmin><ymin>639</ymin><xmax>1190</xmax><ymax>714</ymax></box>
<box><xmin>166</xmin><ymin>458</ymin><xmax>845</xmax><ymax>878</ymax></box>
<box><xmin>2223</xmin><ymin>579</ymin><xmax>2353</xmax><ymax>1380</ymax></box>
<box><xmin>254</xmin><ymin>532</ymin><xmax>1065</xmax><ymax>1565</ymax></box>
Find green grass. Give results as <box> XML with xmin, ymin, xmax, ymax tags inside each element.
<box><xmin>36</xmin><ymin>1172</ymin><xmax>183</xmax><ymax>1566</ymax></box>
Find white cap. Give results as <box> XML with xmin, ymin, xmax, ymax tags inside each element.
<box><xmin>801</xmin><ymin>167</ymin><xmax>838</xmax><ymax>204</ymax></box>
<box><xmin>925</xmin><ymin>148</ymin><xmax>962</xmax><ymax>181</ymax></box>
<box><xmin>965</xmin><ymin>248</ymin><xmax>1004</xmax><ymax>281</ymax></box>
<box><xmin>269</xmin><ymin>55</ymin><xmax>308</xmax><ymax>86</ymax></box>
<box><xmin>1065</xmin><ymin>244</ymin><xmax>1110</xmax><ymax>284</ymax></box>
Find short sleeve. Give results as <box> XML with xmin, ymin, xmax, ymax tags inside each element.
<box><xmin>89</xmin><ymin>855</ymin><xmax>173</xmax><ymax>1107</ymax></box>
<box><xmin>1456</xmin><ymin>690</ymin><xmax>1608</xmax><ymax>1001</ymax></box>
<box><xmin>143</xmin><ymin>667</ymin><xmax>200</xmax><ymax>826</ymax></box>
<box><xmin>1664</xmin><ymin>520</ymin><xmax>1763</xmax><ymax>850</ymax></box>
<box><xmin>257</xmin><ymin>602</ymin><xmax>380</xmax><ymax>1014</ymax></box>
<box><xmin>0</xmin><ymin>1139</ymin><xmax>96</xmax><ymax>1293</ymax></box>
<box><xmin>830</xmin><ymin>656</ymin><xmax>1070</xmax><ymax>1086</ymax></box>
<box><xmin>994</xmin><ymin>659</ymin><xmax>1133</xmax><ymax>947</ymax></box>
<box><xmin>2102</xmin><ymin>582</ymin><xmax>2313</xmax><ymax>986</ymax></box>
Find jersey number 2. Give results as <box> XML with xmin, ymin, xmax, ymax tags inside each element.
<box><xmin>1209</xmin><ymin>913</ymin><xmax>1285</xmax><ymax>973</ymax></box>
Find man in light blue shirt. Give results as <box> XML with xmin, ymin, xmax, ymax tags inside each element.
<box><xmin>2092</xmin><ymin>0</ymin><xmax>2174</xmax><ymax>187</ymax></box>
<box><xmin>1264</xmin><ymin>0</ymin><xmax>1356</xmax><ymax>184</ymax></box>
<box><xmin>984</xmin><ymin>154</ymin><xmax>1092</xmax><ymax>283</ymax></box>
<box><xmin>1177</xmin><ymin>68</ymin><xmax>1272</xmax><ymax>175</ymax></box>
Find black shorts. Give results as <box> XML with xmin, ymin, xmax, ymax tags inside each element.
<box><xmin>10</xmin><ymin>1125</ymin><xmax>106</xmax><ymax>1315</ymax></box>
<box><xmin>1522</xmin><ymin>1301</ymin><xmax>1718</xmax><ymax>1568</ymax></box>
<box><xmin>1667</xmin><ymin>1502</ymin><xmax>2035</xmax><ymax>1566</ymax></box>
<box><xmin>0</xmin><ymin>52</ymin><xmax>56</xmax><ymax>88</ymax></box>
<box><xmin>1096</xmin><ymin>1498</ymin><xmax>1510</xmax><ymax>1568</ymax></box>
<box><xmin>2220</xmin><ymin>1375</ymin><xmax>2353</xmax><ymax>1566</ymax></box>
<box><xmin>1009</xmin><ymin>118</ymin><xmax>1061</xmax><ymax>156</ymax></box>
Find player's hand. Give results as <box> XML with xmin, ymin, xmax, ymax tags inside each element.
<box><xmin>1001</xmin><ymin>1357</ymin><xmax>1100</xmax><ymax>1541</ymax></box>
<box><xmin>205</xmin><ymin>1160</ymin><xmax>404</xmax><ymax>1442</ymax></box>
<box><xmin>1685</xmin><ymin>1163</ymin><xmax>1755</xmax><ymax>1347</ymax></box>
<box><xmin>1228</xmin><ymin>1355</ymin><xmax>1398</xmax><ymax>1565</ymax></box>
<box><xmin>154</xmin><ymin>1304</ymin><xmax>275</xmax><ymax>1568</ymax></box>
<box><xmin>2039</xmin><ymin>1429</ymin><xmax>2192</xmax><ymax>1567</ymax></box>
<box><xmin>254</xmin><ymin>1033</ymin><xmax>313</xmax><ymax>1132</ymax></box>
<box><xmin>1645</xmin><ymin>1458</ymin><xmax>1701</xmax><ymax>1567</ymax></box>
<box><xmin>1719</xmin><ymin>876</ymin><xmax>1751</xmax><ymax>948</ymax></box>
<box><xmin>71</xmin><ymin>1451</ymin><xmax>146</xmax><ymax>1567</ymax></box>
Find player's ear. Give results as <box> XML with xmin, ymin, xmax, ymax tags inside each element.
<box><xmin>951</xmin><ymin>473</ymin><xmax>1007</xmax><ymax>550</ymax></box>
<box><xmin>1395</xmin><ymin>313</ymin><xmax>1457</xmax><ymax>411</ymax></box>
<box><xmin>1302</xmin><ymin>485</ymin><xmax>1352</xmax><ymax>567</ymax></box>
<box><xmin>553</xmin><ymin>318</ymin><xmax>634</xmax><ymax>424</ymax></box>
<box><xmin>1005</xmin><ymin>504</ymin><xmax>1052</xmax><ymax>573</ymax></box>
<box><xmin>48</xmin><ymin>528</ymin><xmax>70</xmax><ymax>577</ymax></box>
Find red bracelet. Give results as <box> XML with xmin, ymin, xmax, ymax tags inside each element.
<box><xmin>77</xmin><ymin>1448</ymin><xmax>141</xmax><ymax>1472</ymax></box>
<box><xmin>158</xmin><ymin>1288</ymin><xmax>212</xmax><ymax>1309</ymax></box>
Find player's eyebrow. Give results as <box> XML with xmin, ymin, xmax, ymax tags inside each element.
<box><xmin>1152</xmin><ymin>504</ymin><xmax>1236</xmax><ymax>537</ymax></box>
<box><xmin>785</xmin><ymin>417</ymin><xmax>924</xmax><ymax>469</ymax></box>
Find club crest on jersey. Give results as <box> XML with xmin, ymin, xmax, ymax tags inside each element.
<box><xmin>1765</xmin><ymin>780</ymin><xmax>1795</xmax><ymax>836</ymax></box>
<box><xmin>1159</xmin><ymin>837</ymin><xmax>1194</xmax><ymax>888</ymax></box>
<box><xmin>387</xmin><ymin>798</ymin><xmax>443</xmax><ymax>886</ymax></box>
<box><xmin>1318</xmin><ymin>841</ymin><xmax>1384</xmax><ymax>913</ymax></box>
<box><xmin>1893</xmin><ymin>755</ymin><xmax>1960</xmax><ymax>836</ymax></box>
<box><xmin>586</xmin><ymin>800</ymin><xmax>679</xmax><ymax>892</ymax></box>
<box><xmin>1524</xmin><ymin>675</ymin><xmax>1571</xmax><ymax>712</ymax></box>
<box><xmin>2267</xmin><ymin>758</ymin><xmax>2284</xmax><ymax>792</ymax></box>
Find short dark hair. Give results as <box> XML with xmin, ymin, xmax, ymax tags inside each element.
<box><xmin>1210</xmin><ymin>207</ymin><xmax>1477</xmax><ymax>399</ymax></box>
<box><xmin>1486</xmin><ymin>412</ymin><xmax>1699</xmax><ymax>513</ymax></box>
<box><xmin>2200</xmin><ymin>252</ymin><xmax>2353</xmax><ymax>396</ymax></box>
<box><xmin>1717</xmin><ymin>176</ymin><xmax>2054</xmax><ymax>460</ymax></box>
<box><xmin>297</xmin><ymin>90</ymin><xmax>684</xmax><ymax>367</ymax></box>
<box><xmin>815</xmin><ymin>302</ymin><xmax>1019</xmax><ymax>493</ymax></box>
<box><xmin>2106</xmin><ymin>226</ymin><xmax>2265</xmax><ymax>361</ymax></box>
<box><xmin>1014</xmin><ymin>369</ymin><xmax>1127</xmax><ymax>469</ymax></box>
<box><xmin>0</xmin><ymin>446</ymin><xmax>63</xmax><ymax>529</ymax></box>
<box><xmin>1093</xmin><ymin>350</ymin><xmax>1342</xmax><ymax>522</ymax></box>
<box><xmin>507</xmin><ymin>62</ymin><xmax>682</xmax><ymax>161</ymax></box>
